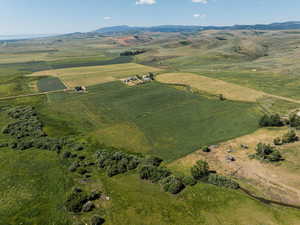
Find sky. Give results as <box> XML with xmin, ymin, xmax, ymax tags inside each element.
<box><xmin>1</xmin><ymin>0</ymin><xmax>300</xmax><ymax>35</ymax></box>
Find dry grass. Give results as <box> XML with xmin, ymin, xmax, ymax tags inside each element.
<box><xmin>30</xmin><ymin>63</ymin><xmax>162</xmax><ymax>88</ymax></box>
<box><xmin>157</xmin><ymin>72</ymin><xmax>267</xmax><ymax>102</ymax></box>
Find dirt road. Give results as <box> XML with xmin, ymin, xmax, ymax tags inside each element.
<box><xmin>0</xmin><ymin>89</ymin><xmax>69</xmax><ymax>101</ymax></box>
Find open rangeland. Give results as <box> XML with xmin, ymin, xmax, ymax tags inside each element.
<box><xmin>30</xmin><ymin>63</ymin><xmax>162</xmax><ymax>88</ymax></box>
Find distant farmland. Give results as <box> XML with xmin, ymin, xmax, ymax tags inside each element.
<box><xmin>30</xmin><ymin>63</ymin><xmax>162</xmax><ymax>88</ymax></box>
<box><xmin>37</xmin><ymin>77</ymin><xmax>66</xmax><ymax>92</ymax></box>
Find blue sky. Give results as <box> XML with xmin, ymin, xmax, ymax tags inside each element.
<box><xmin>1</xmin><ymin>0</ymin><xmax>300</xmax><ymax>35</ymax></box>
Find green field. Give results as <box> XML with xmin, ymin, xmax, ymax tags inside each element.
<box><xmin>39</xmin><ymin>81</ymin><xmax>261</xmax><ymax>161</ymax></box>
<box><xmin>37</xmin><ymin>77</ymin><xmax>67</xmax><ymax>92</ymax></box>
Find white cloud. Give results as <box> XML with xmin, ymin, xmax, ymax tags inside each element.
<box><xmin>192</xmin><ymin>0</ymin><xmax>208</xmax><ymax>3</ymax></box>
<box><xmin>193</xmin><ymin>14</ymin><xmax>207</xmax><ymax>18</ymax></box>
<box><xmin>136</xmin><ymin>0</ymin><xmax>156</xmax><ymax>5</ymax></box>
<box><xmin>104</xmin><ymin>16</ymin><xmax>112</xmax><ymax>20</ymax></box>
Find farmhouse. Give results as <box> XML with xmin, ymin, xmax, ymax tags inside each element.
<box><xmin>121</xmin><ymin>73</ymin><xmax>154</xmax><ymax>86</ymax></box>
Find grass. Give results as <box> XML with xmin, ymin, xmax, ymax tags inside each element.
<box><xmin>30</xmin><ymin>63</ymin><xmax>162</xmax><ymax>88</ymax></box>
<box><xmin>39</xmin><ymin>81</ymin><xmax>261</xmax><ymax>161</ymax></box>
<box><xmin>37</xmin><ymin>77</ymin><xmax>67</xmax><ymax>92</ymax></box>
<box><xmin>91</xmin><ymin>172</ymin><xmax>300</xmax><ymax>225</ymax></box>
<box><xmin>0</xmin><ymin>149</ymin><xmax>74</xmax><ymax>225</ymax></box>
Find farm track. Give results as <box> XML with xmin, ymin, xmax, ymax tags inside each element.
<box><xmin>0</xmin><ymin>89</ymin><xmax>70</xmax><ymax>101</ymax></box>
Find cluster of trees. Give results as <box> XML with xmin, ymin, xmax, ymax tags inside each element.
<box><xmin>96</xmin><ymin>149</ymin><xmax>141</xmax><ymax>177</ymax></box>
<box><xmin>96</xmin><ymin>149</ymin><xmax>194</xmax><ymax>195</ymax></box>
<box><xmin>120</xmin><ymin>49</ymin><xmax>146</xmax><ymax>56</ymax></box>
<box><xmin>274</xmin><ymin>130</ymin><xmax>298</xmax><ymax>145</ymax></box>
<box><xmin>3</xmin><ymin>107</ymin><xmax>45</xmax><ymax>139</ymax></box>
<box><xmin>160</xmin><ymin>175</ymin><xmax>185</xmax><ymax>194</ymax></box>
<box><xmin>251</xmin><ymin>143</ymin><xmax>282</xmax><ymax>162</ymax></box>
<box><xmin>139</xmin><ymin>164</ymin><xmax>171</xmax><ymax>183</ymax></box>
<box><xmin>289</xmin><ymin>113</ymin><xmax>300</xmax><ymax>128</ymax></box>
<box><xmin>208</xmin><ymin>174</ymin><xmax>240</xmax><ymax>189</ymax></box>
<box><xmin>9</xmin><ymin>137</ymin><xmax>66</xmax><ymax>151</ymax></box>
<box><xmin>64</xmin><ymin>187</ymin><xmax>101</xmax><ymax>214</ymax></box>
<box><xmin>191</xmin><ymin>160</ymin><xmax>239</xmax><ymax>189</ymax></box>
<box><xmin>259</xmin><ymin>114</ymin><xmax>283</xmax><ymax>127</ymax></box>
<box><xmin>2</xmin><ymin>106</ymin><xmax>84</xmax><ymax>152</ymax></box>
<box><xmin>138</xmin><ymin>158</ymin><xmax>188</xmax><ymax>194</ymax></box>
<box><xmin>191</xmin><ymin>160</ymin><xmax>210</xmax><ymax>180</ymax></box>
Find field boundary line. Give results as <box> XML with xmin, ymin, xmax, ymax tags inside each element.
<box><xmin>0</xmin><ymin>89</ymin><xmax>70</xmax><ymax>101</ymax></box>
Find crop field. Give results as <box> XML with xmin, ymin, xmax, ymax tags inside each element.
<box><xmin>157</xmin><ymin>72</ymin><xmax>268</xmax><ymax>102</ymax></box>
<box><xmin>30</xmin><ymin>63</ymin><xmax>162</xmax><ymax>88</ymax></box>
<box><xmin>39</xmin><ymin>81</ymin><xmax>261</xmax><ymax>161</ymax></box>
<box><xmin>189</xmin><ymin>70</ymin><xmax>300</xmax><ymax>101</ymax></box>
<box><xmin>37</xmin><ymin>77</ymin><xmax>66</xmax><ymax>92</ymax></box>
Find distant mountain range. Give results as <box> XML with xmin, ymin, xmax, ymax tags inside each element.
<box><xmin>93</xmin><ymin>21</ymin><xmax>300</xmax><ymax>35</ymax></box>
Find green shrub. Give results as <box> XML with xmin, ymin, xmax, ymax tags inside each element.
<box><xmin>282</xmin><ymin>130</ymin><xmax>298</xmax><ymax>144</ymax></box>
<box><xmin>138</xmin><ymin>165</ymin><xmax>171</xmax><ymax>183</ymax></box>
<box><xmin>289</xmin><ymin>114</ymin><xmax>300</xmax><ymax>128</ymax></box>
<box><xmin>182</xmin><ymin>176</ymin><xmax>197</xmax><ymax>186</ymax></box>
<box><xmin>77</xmin><ymin>168</ymin><xmax>88</xmax><ymax>175</ymax></box>
<box><xmin>64</xmin><ymin>191</ymin><xmax>89</xmax><ymax>213</ymax></box>
<box><xmin>191</xmin><ymin>160</ymin><xmax>209</xmax><ymax>180</ymax></box>
<box><xmin>202</xmin><ymin>146</ymin><xmax>211</xmax><ymax>153</ymax></box>
<box><xmin>273</xmin><ymin>137</ymin><xmax>282</xmax><ymax>146</ymax></box>
<box><xmin>259</xmin><ymin>114</ymin><xmax>283</xmax><ymax>127</ymax></box>
<box><xmin>208</xmin><ymin>174</ymin><xmax>239</xmax><ymax>189</ymax></box>
<box><xmin>63</xmin><ymin>151</ymin><xmax>72</xmax><ymax>159</ymax></box>
<box><xmin>91</xmin><ymin>216</ymin><xmax>105</xmax><ymax>225</ymax></box>
<box><xmin>161</xmin><ymin>175</ymin><xmax>185</xmax><ymax>194</ymax></box>
<box><xmin>96</xmin><ymin>149</ymin><xmax>141</xmax><ymax>177</ymax></box>
<box><xmin>254</xmin><ymin>143</ymin><xmax>282</xmax><ymax>162</ymax></box>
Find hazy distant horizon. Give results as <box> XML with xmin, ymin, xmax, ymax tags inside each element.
<box><xmin>0</xmin><ymin>34</ymin><xmax>59</xmax><ymax>41</ymax></box>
